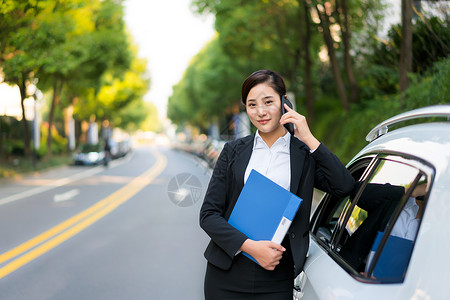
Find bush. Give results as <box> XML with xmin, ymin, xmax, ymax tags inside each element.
<box><xmin>39</xmin><ymin>125</ymin><xmax>67</xmax><ymax>155</ymax></box>
<box><xmin>10</xmin><ymin>140</ymin><xmax>25</xmax><ymax>156</ymax></box>
<box><xmin>314</xmin><ymin>57</ymin><xmax>450</xmax><ymax>164</ymax></box>
<box><xmin>402</xmin><ymin>58</ymin><xmax>450</xmax><ymax>107</ymax></box>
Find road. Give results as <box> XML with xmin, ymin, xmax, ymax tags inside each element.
<box><xmin>0</xmin><ymin>145</ymin><xmax>212</xmax><ymax>300</ymax></box>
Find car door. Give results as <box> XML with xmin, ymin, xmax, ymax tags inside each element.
<box><xmin>296</xmin><ymin>154</ymin><xmax>433</xmax><ymax>300</ymax></box>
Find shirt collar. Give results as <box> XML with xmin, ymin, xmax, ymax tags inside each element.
<box><xmin>405</xmin><ymin>197</ymin><xmax>420</xmax><ymax>211</ymax></box>
<box><xmin>253</xmin><ymin>130</ymin><xmax>291</xmax><ymax>150</ymax></box>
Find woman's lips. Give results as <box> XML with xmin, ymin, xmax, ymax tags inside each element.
<box><xmin>257</xmin><ymin>119</ymin><xmax>270</xmax><ymax>125</ymax></box>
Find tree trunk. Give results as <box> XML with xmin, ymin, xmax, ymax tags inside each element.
<box><xmin>19</xmin><ymin>76</ymin><xmax>31</xmax><ymax>157</ymax></box>
<box><xmin>399</xmin><ymin>0</ymin><xmax>413</xmax><ymax>92</ymax></box>
<box><xmin>315</xmin><ymin>4</ymin><xmax>349</xmax><ymax>111</ymax></box>
<box><xmin>339</xmin><ymin>0</ymin><xmax>359</xmax><ymax>103</ymax></box>
<box><xmin>272</xmin><ymin>5</ymin><xmax>301</xmax><ymax>92</ymax></box>
<box><xmin>47</xmin><ymin>79</ymin><xmax>63</xmax><ymax>155</ymax></box>
<box><xmin>0</xmin><ymin>116</ymin><xmax>3</xmax><ymax>158</ymax></box>
<box><xmin>302</xmin><ymin>1</ymin><xmax>315</xmax><ymax>122</ymax></box>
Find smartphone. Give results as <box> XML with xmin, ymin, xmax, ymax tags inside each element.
<box><xmin>281</xmin><ymin>95</ymin><xmax>295</xmax><ymax>135</ymax></box>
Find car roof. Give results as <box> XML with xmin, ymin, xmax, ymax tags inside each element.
<box><xmin>366</xmin><ymin>105</ymin><xmax>450</xmax><ymax>142</ymax></box>
<box><xmin>351</xmin><ymin>121</ymin><xmax>450</xmax><ymax>177</ymax></box>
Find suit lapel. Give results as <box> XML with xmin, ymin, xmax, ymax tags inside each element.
<box><xmin>232</xmin><ymin>134</ymin><xmax>254</xmax><ymax>192</ymax></box>
<box><xmin>290</xmin><ymin>137</ymin><xmax>308</xmax><ymax>194</ymax></box>
<box><xmin>230</xmin><ymin>134</ymin><xmax>307</xmax><ymax>194</ymax></box>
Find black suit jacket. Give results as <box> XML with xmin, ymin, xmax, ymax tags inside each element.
<box><xmin>339</xmin><ymin>182</ymin><xmax>405</xmax><ymax>271</ymax></box>
<box><xmin>199</xmin><ymin>134</ymin><xmax>354</xmax><ymax>277</ymax></box>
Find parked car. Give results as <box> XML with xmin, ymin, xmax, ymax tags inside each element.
<box><xmin>116</xmin><ymin>139</ymin><xmax>132</xmax><ymax>158</ymax></box>
<box><xmin>73</xmin><ymin>143</ymin><xmax>106</xmax><ymax>166</ymax></box>
<box><xmin>295</xmin><ymin>105</ymin><xmax>450</xmax><ymax>299</ymax></box>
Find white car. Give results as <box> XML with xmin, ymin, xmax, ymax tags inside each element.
<box><xmin>295</xmin><ymin>105</ymin><xmax>450</xmax><ymax>300</ymax></box>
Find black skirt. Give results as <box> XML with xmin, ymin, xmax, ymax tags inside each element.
<box><xmin>204</xmin><ymin>238</ymin><xmax>294</xmax><ymax>299</ymax></box>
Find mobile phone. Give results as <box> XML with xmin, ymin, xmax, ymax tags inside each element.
<box><xmin>281</xmin><ymin>95</ymin><xmax>295</xmax><ymax>135</ymax></box>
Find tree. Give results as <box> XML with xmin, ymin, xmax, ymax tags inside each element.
<box><xmin>310</xmin><ymin>0</ymin><xmax>369</xmax><ymax>109</ymax></box>
<box><xmin>313</xmin><ymin>1</ymin><xmax>350</xmax><ymax>110</ymax></box>
<box><xmin>336</xmin><ymin>0</ymin><xmax>359</xmax><ymax>103</ymax></box>
<box><xmin>39</xmin><ymin>0</ymin><xmax>132</xmax><ymax>153</ymax></box>
<box><xmin>298</xmin><ymin>0</ymin><xmax>316</xmax><ymax>122</ymax></box>
<box><xmin>168</xmin><ymin>37</ymin><xmax>242</xmax><ymax>130</ymax></box>
<box><xmin>140</xmin><ymin>102</ymin><xmax>162</xmax><ymax>133</ymax></box>
<box><xmin>1</xmin><ymin>0</ymin><xmax>95</xmax><ymax>156</ymax></box>
<box><xmin>77</xmin><ymin>55</ymin><xmax>150</xmax><ymax>126</ymax></box>
<box><xmin>195</xmin><ymin>3</ymin><xmax>284</xmax><ymax>76</ymax></box>
<box><xmin>0</xmin><ymin>0</ymin><xmax>55</xmax><ymax>157</ymax></box>
<box><xmin>399</xmin><ymin>0</ymin><xmax>413</xmax><ymax>92</ymax></box>
<box><xmin>363</xmin><ymin>13</ymin><xmax>449</xmax><ymax>98</ymax></box>
<box><xmin>192</xmin><ymin>0</ymin><xmax>326</xmax><ymax>121</ymax></box>
<box><xmin>2</xmin><ymin>0</ymin><xmax>141</xmax><ymax>156</ymax></box>
<box><xmin>39</xmin><ymin>12</ymin><xmax>79</xmax><ymax>153</ymax></box>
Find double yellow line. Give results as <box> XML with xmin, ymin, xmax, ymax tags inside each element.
<box><xmin>0</xmin><ymin>149</ymin><xmax>167</xmax><ymax>279</ymax></box>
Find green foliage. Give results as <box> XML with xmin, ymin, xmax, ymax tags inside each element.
<box><xmin>1</xmin><ymin>0</ymin><xmax>149</xmax><ymax>156</ymax></box>
<box><xmin>314</xmin><ymin>57</ymin><xmax>450</xmax><ymax>164</ymax></box>
<box><xmin>36</xmin><ymin>124</ymin><xmax>67</xmax><ymax>156</ymax></box>
<box><xmin>402</xmin><ymin>57</ymin><xmax>450</xmax><ymax>107</ymax></box>
<box><xmin>411</xmin><ymin>16</ymin><xmax>450</xmax><ymax>74</ymax></box>
<box><xmin>138</xmin><ymin>101</ymin><xmax>162</xmax><ymax>133</ymax></box>
<box><xmin>2</xmin><ymin>139</ymin><xmax>25</xmax><ymax>156</ymax></box>
<box><xmin>0</xmin><ymin>119</ymin><xmax>67</xmax><ymax>157</ymax></box>
<box><xmin>0</xmin><ymin>153</ymin><xmax>72</xmax><ymax>179</ymax></box>
<box><xmin>184</xmin><ymin>0</ymin><xmax>387</xmax><ymax>131</ymax></box>
<box><xmin>74</xmin><ymin>54</ymin><xmax>150</xmax><ymax>125</ymax></box>
<box><xmin>193</xmin><ymin>0</ymin><xmax>323</xmax><ymax>89</ymax></box>
<box><xmin>358</xmin><ymin>64</ymin><xmax>399</xmax><ymax>99</ymax></box>
<box><xmin>168</xmin><ymin>37</ymin><xmax>244</xmax><ymax>130</ymax></box>
<box><xmin>361</xmin><ymin>15</ymin><xmax>450</xmax><ymax>100</ymax></box>
<box><xmin>176</xmin><ymin>1</ymin><xmax>449</xmax><ymax>147</ymax></box>
<box><xmin>0</xmin><ymin>116</ymin><xmax>23</xmax><ymax>140</ymax></box>
<box><xmin>113</xmin><ymin>99</ymin><xmax>152</xmax><ymax>132</ymax></box>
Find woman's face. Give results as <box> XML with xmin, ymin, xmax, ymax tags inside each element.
<box><xmin>245</xmin><ymin>83</ymin><xmax>284</xmax><ymax>135</ymax></box>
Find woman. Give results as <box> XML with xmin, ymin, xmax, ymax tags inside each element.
<box><xmin>200</xmin><ymin>70</ymin><xmax>354</xmax><ymax>299</ymax></box>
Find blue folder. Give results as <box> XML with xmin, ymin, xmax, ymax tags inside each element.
<box><xmin>367</xmin><ymin>231</ymin><xmax>414</xmax><ymax>281</ymax></box>
<box><xmin>228</xmin><ymin>170</ymin><xmax>302</xmax><ymax>264</ymax></box>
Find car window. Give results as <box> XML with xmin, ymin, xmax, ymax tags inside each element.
<box><xmin>311</xmin><ymin>155</ymin><xmax>431</xmax><ymax>283</ymax></box>
<box><xmin>311</xmin><ymin>157</ymin><xmax>373</xmax><ymax>248</ymax></box>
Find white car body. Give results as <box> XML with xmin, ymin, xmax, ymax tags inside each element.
<box><xmin>296</xmin><ymin>105</ymin><xmax>450</xmax><ymax>300</ymax></box>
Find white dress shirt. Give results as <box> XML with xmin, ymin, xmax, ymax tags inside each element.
<box><xmin>244</xmin><ymin>130</ymin><xmax>291</xmax><ymax>191</ymax></box>
<box><xmin>364</xmin><ymin>197</ymin><xmax>421</xmax><ymax>273</ymax></box>
<box><xmin>391</xmin><ymin>197</ymin><xmax>420</xmax><ymax>241</ymax></box>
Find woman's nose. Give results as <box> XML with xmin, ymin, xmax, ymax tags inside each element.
<box><xmin>256</xmin><ymin>106</ymin><xmax>267</xmax><ymax>116</ymax></box>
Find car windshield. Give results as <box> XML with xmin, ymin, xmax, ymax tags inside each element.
<box><xmin>80</xmin><ymin>144</ymin><xmax>101</xmax><ymax>153</ymax></box>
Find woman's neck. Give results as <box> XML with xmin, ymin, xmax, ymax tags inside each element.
<box><xmin>259</xmin><ymin>126</ymin><xmax>287</xmax><ymax>148</ymax></box>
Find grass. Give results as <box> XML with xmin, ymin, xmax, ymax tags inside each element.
<box><xmin>0</xmin><ymin>154</ymin><xmax>72</xmax><ymax>179</ymax></box>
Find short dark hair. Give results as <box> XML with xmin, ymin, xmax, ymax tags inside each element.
<box><xmin>241</xmin><ymin>69</ymin><xmax>286</xmax><ymax>104</ymax></box>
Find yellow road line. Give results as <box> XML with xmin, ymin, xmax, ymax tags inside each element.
<box><xmin>0</xmin><ymin>149</ymin><xmax>167</xmax><ymax>279</ymax></box>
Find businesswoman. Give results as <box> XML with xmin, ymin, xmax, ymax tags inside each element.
<box><xmin>200</xmin><ymin>70</ymin><xmax>354</xmax><ymax>299</ymax></box>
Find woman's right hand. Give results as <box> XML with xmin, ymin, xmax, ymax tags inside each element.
<box><xmin>240</xmin><ymin>239</ymin><xmax>286</xmax><ymax>271</ymax></box>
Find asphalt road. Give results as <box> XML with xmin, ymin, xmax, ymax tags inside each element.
<box><xmin>0</xmin><ymin>145</ymin><xmax>212</xmax><ymax>300</ymax></box>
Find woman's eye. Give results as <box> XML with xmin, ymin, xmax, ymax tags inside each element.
<box><xmin>265</xmin><ymin>100</ymin><xmax>273</xmax><ymax>105</ymax></box>
<box><xmin>247</xmin><ymin>103</ymin><xmax>256</xmax><ymax>107</ymax></box>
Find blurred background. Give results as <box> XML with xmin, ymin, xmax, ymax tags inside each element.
<box><xmin>0</xmin><ymin>1</ymin><xmax>449</xmax><ymax>299</ymax></box>
<box><xmin>0</xmin><ymin>0</ymin><xmax>449</xmax><ymax>174</ymax></box>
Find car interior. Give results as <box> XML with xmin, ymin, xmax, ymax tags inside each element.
<box><xmin>311</xmin><ymin>154</ymin><xmax>431</xmax><ymax>283</ymax></box>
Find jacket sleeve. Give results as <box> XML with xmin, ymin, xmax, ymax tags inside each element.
<box><xmin>199</xmin><ymin>142</ymin><xmax>248</xmax><ymax>259</ymax></box>
<box><xmin>353</xmin><ymin>182</ymin><xmax>405</xmax><ymax>212</ymax></box>
<box><xmin>311</xmin><ymin>143</ymin><xmax>355</xmax><ymax>197</ymax></box>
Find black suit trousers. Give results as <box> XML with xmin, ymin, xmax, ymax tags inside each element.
<box><xmin>204</xmin><ymin>237</ymin><xmax>294</xmax><ymax>299</ymax></box>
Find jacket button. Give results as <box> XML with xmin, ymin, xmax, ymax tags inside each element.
<box><xmin>290</xmin><ymin>232</ymin><xmax>296</xmax><ymax>239</ymax></box>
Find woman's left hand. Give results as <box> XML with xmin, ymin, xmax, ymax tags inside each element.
<box><xmin>280</xmin><ymin>103</ymin><xmax>320</xmax><ymax>150</ymax></box>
